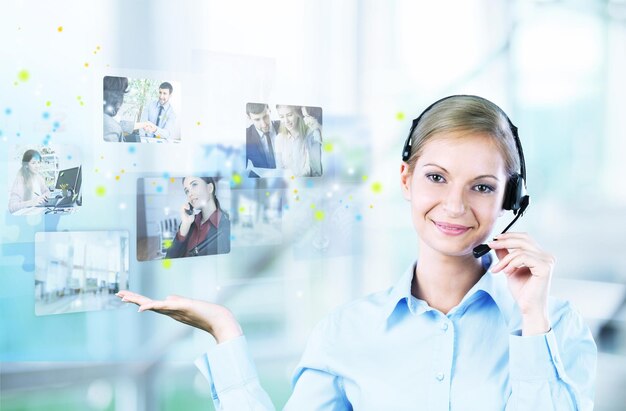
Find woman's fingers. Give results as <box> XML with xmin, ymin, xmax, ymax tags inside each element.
<box><xmin>491</xmin><ymin>249</ymin><xmax>524</xmax><ymax>273</ymax></box>
<box><xmin>489</xmin><ymin>234</ymin><xmax>538</xmax><ymax>253</ymax></box>
<box><xmin>491</xmin><ymin>248</ymin><xmax>552</xmax><ymax>277</ymax></box>
<box><xmin>116</xmin><ymin>290</ymin><xmax>154</xmax><ymax>307</ymax></box>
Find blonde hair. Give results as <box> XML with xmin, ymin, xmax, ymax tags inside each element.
<box><xmin>406</xmin><ymin>96</ymin><xmax>521</xmax><ymax>177</ymax></box>
<box><xmin>276</xmin><ymin>105</ymin><xmax>307</xmax><ymax>138</ymax></box>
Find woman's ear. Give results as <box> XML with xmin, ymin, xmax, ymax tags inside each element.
<box><xmin>400</xmin><ymin>162</ymin><xmax>412</xmax><ymax>201</ymax></box>
<box><xmin>207</xmin><ymin>182</ymin><xmax>215</xmax><ymax>195</ymax></box>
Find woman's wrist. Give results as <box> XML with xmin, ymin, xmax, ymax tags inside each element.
<box><xmin>179</xmin><ymin>221</ymin><xmax>191</xmax><ymax>237</ymax></box>
<box><xmin>209</xmin><ymin>311</ymin><xmax>243</xmax><ymax>344</ymax></box>
<box><xmin>521</xmin><ymin>311</ymin><xmax>551</xmax><ymax>336</ymax></box>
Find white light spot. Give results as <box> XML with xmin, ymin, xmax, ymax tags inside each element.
<box><xmin>86</xmin><ymin>379</ymin><xmax>113</xmax><ymax>410</ymax></box>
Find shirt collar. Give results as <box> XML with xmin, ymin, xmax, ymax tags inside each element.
<box><xmin>381</xmin><ymin>254</ymin><xmax>516</xmax><ymax>328</ymax></box>
<box><xmin>256</xmin><ymin>126</ymin><xmax>274</xmax><ymax>139</ymax></box>
<box><xmin>194</xmin><ymin>208</ymin><xmax>221</xmax><ymax>229</ymax></box>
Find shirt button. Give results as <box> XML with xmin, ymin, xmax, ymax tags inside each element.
<box><xmin>441</xmin><ymin>322</ymin><xmax>449</xmax><ymax>331</ymax></box>
<box><xmin>436</xmin><ymin>372</ymin><xmax>445</xmax><ymax>382</ymax></box>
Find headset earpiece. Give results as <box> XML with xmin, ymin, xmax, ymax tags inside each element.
<box><xmin>503</xmin><ymin>173</ymin><xmax>522</xmax><ymax>211</ymax></box>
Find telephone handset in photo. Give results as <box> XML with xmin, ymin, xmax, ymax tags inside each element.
<box><xmin>185</xmin><ymin>202</ymin><xmax>194</xmax><ymax>216</ymax></box>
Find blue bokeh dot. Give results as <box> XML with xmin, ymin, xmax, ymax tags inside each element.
<box><xmin>67</xmin><ymin>155</ymin><xmax>72</xmax><ymax>160</ymax></box>
<box><xmin>5</xmin><ymin>108</ymin><xmax>12</xmax><ymax>115</ymax></box>
<box><xmin>306</xmin><ymin>180</ymin><xmax>314</xmax><ymax>188</ymax></box>
<box><xmin>356</xmin><ymin>214</ymin><xmax>362</xmax><ymax>221</ymax></box>
<box><xmin>156</xmin><ymin>186</ymin><xmax>163</xmax><ymax>193</ymax></box>
<box><xmin>42</xmin><ymin>112</ymin><xmax>50</xmax><ymax>120</ymax></box>
<box><xmin>128</xmin><ymin>146</ymin><xmax>136</xmax><ymax>154</ymax></box>
<box><xmin>53</xmin><ymin>121</ymin><xmax>60</xmax><ymax>129</ymax></box>
<box><xmin>162</xmin><ymin>172</ymin><xmax>170</xmax><ymax>179</ymax></box>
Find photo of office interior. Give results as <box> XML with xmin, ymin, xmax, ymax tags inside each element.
<box><xmin>34</xmin><ymin>231</ymin><xmax>129</xmax><ymax>316</ymax></box>
<box><xmin>7</xmin><ymin>144</ymin><xmax>82</xmax><ymax>215</ymax></box>
<box><xmin>2</xmin><ymin>1</ymin><xmax>626</xmax><ymax>410</ymax></box>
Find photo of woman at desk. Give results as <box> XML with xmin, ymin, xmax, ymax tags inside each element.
<box><xmin>8</xmin><ymin>145</ymin><xmax>83</xmax><ymax>216</ymax></box>
<box><xmin>8</xmin><ymin>149</ymin><xmax>50</xmax><ymax>214</ymax></box>
<box><xmin>165</xmin><ymin>177</ymin><xmax>231</xmax><ymax>258</ymax></box>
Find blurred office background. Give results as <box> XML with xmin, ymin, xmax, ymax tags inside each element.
<box><xmin>1</xmin><ymin>0</ymin><xmax>626</xmax><ymax>410</ymax></box>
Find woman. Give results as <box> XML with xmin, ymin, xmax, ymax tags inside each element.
<box><xmin>302</xmin><ymin>106</ymin><xmax>323</xmax><ymax>177</ymax></box>
<box><xmin>8</xmin><ymin>149</ymin><xmax>50</xmax><ymax>214</ymax></box>
<box><xmin>118</xmin><ymin>96</ymin><xmax>596</xmax><ymax>410</ymax></box>
<box><xmin>103</xmin><ymin>76</ymin><xmax>152</xmax><ymax>142</ymax></box>
<box><xmin>165</xmin><ymin>176</ymin><xmax>230</xmax><ymax>258</ymax></box>
<box><xmin>274</xmin><ymin>105</ymin><xmax>311</xmax><ymax>177</ymax></box>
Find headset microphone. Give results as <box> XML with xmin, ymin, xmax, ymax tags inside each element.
<box><xmin>472</xmin><ymin>195</ymin><xmax>529</xmax><ymax>258</ymax></box>
<box><xmin>402</xmin><ymin>95</ymin><xmax>530</xmax><ymax>260</ymax></box>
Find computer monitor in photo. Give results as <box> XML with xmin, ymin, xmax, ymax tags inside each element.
<box><xmin>56</xmin><ymin>166</ymin><xmax>81</xmax><ymax>193</ymax></box>
<box><xmin>73</xmin><ymin>166</ymin><xmax>82</xmax><ymax>197</ymax></box>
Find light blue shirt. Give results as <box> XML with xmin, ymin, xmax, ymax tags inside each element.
<box><xmin>195</xmin><ymin>256</ymin><xmax>596</xmax><ymax>410</ymax></box>
<box><xmin>140</xmin><ymin>100</ymin><xmax>177</xmax><ymax>140</ymax></box>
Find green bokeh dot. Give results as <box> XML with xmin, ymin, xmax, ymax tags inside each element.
<box><xmin>323</xmin><ymin>142</ymin><xmax>333</xmax><ymax>152</ymax></box>
<box><xmin>162</xmin><ymin>259</ymin><xmax>172</xmax><ymax>269</ymax></box>
<box><xmin>314</xmin><ymin>210</ymin><xmax>325</xmax><ymax>221</ymax></box>
<box><xmin>95</xmin><ymin>186</ymin><xmax>106</xmax><ymax>197</ymax></box>
<box><xmin>371</xmin><ymin>182</ymin><xmax>382</xmax><ymax>193</ymax></box>
<box><xmin>17</xmin><ymin>70</ymin><xmax>30</xmax><ymax>82</ymax></box>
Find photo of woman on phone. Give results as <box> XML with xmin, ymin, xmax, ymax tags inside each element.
<box><xmin>165</xmin><ymin>176</ymin><xmax>231</xmax><ymax>258</ymax></box>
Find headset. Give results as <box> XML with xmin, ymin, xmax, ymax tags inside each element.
<box><xmin>401</xmin><ymin>95</ymin><xmax>530</xmax><ymax>258</ymax></box>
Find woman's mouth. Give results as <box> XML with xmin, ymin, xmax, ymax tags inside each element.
<box><xmin>433</xmin><ymin>221</ymin><xmax>471</xmax><ymax>236</ymax></box>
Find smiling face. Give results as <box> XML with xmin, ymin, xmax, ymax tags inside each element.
<box><xmin>183</xmin><ymin>177</ymin><xmax>213</xmax><ymax>209</ymax></box>
<box><xmin>27</xmin><ymin>158</ymin><xmax>41</xmax><ymax>174</ymax></box>
<box><xmin>277</xmin><ymin>106</ymin><xmax>299</xmax><ymax>133</ymax></box>
<box><xmin>400</xmin><ymin>131</ymin><xmax>508</xmax><ymax>258</ymax></box>
<box><xmin>158</xmin><ymin>88</ymin><xmax>171</xmax><ymax>106</ymax></box>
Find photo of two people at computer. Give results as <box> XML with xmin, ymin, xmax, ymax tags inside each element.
<box><xmin>103</xmin><ymin>76</ymin><xmax>181</xmax><ymax>143</ymax></box>
<box><xmin>246</xmin><ymin>103</ymin><xmax>323</xmax><ymax>178</ymax></box>
<box><xmin>7</xmin><ymin>144</ymin><xmax>82</xmax><ymax>215</ymax></box>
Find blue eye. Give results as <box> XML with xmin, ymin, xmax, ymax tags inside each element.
<box><xmin>474</xmin><ymin>184</ymin><xmax>495</xmax><ymax>194</ymax></box>
<box><xmin>426</xmin><ymin>173</ymin><xmax>445</xmax><ymax>183</ymax></box>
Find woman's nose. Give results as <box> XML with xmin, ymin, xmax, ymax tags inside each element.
<box><xmin>442</xmin><ymin>186</ymin><xmax>467</xmax><ymax>217</ymax></box>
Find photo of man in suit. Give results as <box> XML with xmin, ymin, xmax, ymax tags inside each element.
<box><xmin>246</xmin><ymin>103</ymin><xmax>280</xmax><ymax>177</ymax></box>
<box><xmin>141</xmin><ymin>82</ymin><xmax>179</xmax><ymax>141</ymax></box>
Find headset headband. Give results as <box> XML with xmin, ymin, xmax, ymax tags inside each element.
<box><xmin>402</xmin><ymin>95</ymin><xmax>526</xmax><ymax>184</ymax></box>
